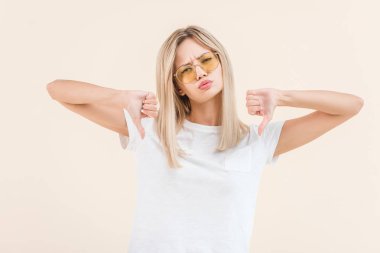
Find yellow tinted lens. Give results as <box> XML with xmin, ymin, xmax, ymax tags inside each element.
<box><xmin>176</xmin><ymin>65</ymin><xmax>195</xmax><ymax>84</ymax></box>
<box><xmin>175</xmin><ymin>52</ymin><xmax>219</xmax><ymax>84</ymax></box>
<box><xmin>199</xmin><ymin>52</ymin><xmax>219</xmax><ymax>72</ymax></box>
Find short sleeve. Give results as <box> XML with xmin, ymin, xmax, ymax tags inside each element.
<box><xmin>258</xmin><ymin>120</ymin><xmax>285</xmax><ymax>166</ymax></box>
<box><xmin>118</xmin><ymin>108</ymin><xmax>152</xmax><ymax>152</ymax></box>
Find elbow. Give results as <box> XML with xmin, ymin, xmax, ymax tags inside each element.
<box><xmin>351</xmin><ymin>96</ymin><xmax>364</xmax><ymax>115</ymax></box>
<box><xmin>46</xmin><ymin>79</ymin><xmax>62</xmax><ymax>100</ymax></box>
<box><xmin>46</xmin><ymin>81</ymin><xmax>55</xmax><ymax>99</ymax></box>
<box><xmin>47</xmin><ymin>79</ymin><xmax>63</xmax><ymax>87</ymax></box>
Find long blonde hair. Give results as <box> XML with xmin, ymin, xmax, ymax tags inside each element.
<box><xmin>153</xmin><ymin>25</ymin><xmax>249</xmax><ymax>169</ymax></box>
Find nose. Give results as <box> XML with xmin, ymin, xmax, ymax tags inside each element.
<box><xmin>195</xmin><ymin>65</ymin><xmax>207</xmax><ymax>80</ymax></box>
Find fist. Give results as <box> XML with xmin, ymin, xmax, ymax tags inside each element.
<box><xmin>124</xmin><ymin>90</ymin><xmax>159</xmax><ymax>139</ymax></box>
<box><xmin>246</xmin><ymin>88</ymin><xmax>279</xmax><ymax>136</ymax></box>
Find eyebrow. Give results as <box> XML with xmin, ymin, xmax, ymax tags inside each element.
<box><xmin>178</xmin><ymin>51</ymin><xmax>210</xmax><ymax>68</ymax></box>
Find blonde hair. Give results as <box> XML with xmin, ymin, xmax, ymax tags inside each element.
<box><xmin>153</xmin><ymin>25</ymin><xmax>249</xmax><ymax>169</ymax></box>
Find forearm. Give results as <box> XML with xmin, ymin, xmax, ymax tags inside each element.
<box><xmin>46</xmin><ymin>79</ymin><xmax>123</xmax><ymax>106</ymax></box>
<box><xmin>276</xmin><ymin>89</ymin><xmax>364</xmax><ymax>116</ymax></box>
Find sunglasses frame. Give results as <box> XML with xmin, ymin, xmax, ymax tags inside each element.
<box><xmin>173</xmin><ymin>51</ymin><xmax>220</xmax><ymax>85</ymax></box>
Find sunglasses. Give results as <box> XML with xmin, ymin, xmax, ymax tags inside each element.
<box><xmin>173</xmin><ymin>51</ymin><xmax>220</xmax><ymax>84</ymax></box>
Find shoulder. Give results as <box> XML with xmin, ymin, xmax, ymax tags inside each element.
<box><xmin>118</xmin><ymin>108</ymin><xmax>157</xmax><ymax>151</ymax></box>
<box><xmin>249</xmin><ymin>120</ymin><xmax>286</xmax><ymax>144</ymax></box>
<box><xmin>248</xmin><ymin>120</ymin><xmax>286</xmax><ymax>166</ymax></box>
<box><xmin>141</xmin><ymin>115</ymin><xmax>155</xmax><ymax>133</ymax></box>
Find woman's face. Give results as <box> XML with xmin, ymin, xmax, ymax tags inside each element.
<box><xmin>174</xmin><ymin>37</ymin><xmax>223</xmax><ymax>104</ymax></box>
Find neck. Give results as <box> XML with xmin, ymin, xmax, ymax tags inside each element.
<box><xmin>186</xmin><ymin>93</ymin><xmax>222</xmax><ymax>126</ymax></box>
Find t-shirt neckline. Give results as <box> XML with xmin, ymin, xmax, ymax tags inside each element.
<box><xmin>183</xmin><ymin>119</ymin><xmax>221</xmax><ymax>133</ymax></box>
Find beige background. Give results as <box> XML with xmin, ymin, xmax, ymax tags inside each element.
<box><xmin>1</xmin><ymin>0</ymin><xmax>379</xmax><ymax>252</ymax></box>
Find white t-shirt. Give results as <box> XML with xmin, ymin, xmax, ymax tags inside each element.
<box><xmin>119</xmin><ymin>108</ymin><xmax>285</xmax><ymax>253</ymax></box>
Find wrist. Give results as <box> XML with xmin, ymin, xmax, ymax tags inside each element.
<box><xmin>98</xmin><ymin>89</ymin><xmax>126</xmax><ymax>107</ymax></box>
<box><xmin>116</xmin><ymin>90</ymin><xmax>131</xmax><ymax>109</ymax></box>
<box><xmin>275</xmin><ymin>89</ymin><xmax>290</xmax><ymax>107</ymax></box>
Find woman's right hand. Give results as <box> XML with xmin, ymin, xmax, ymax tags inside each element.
<box><xmin>123</xmin><ymin>90</ymin><xmax>159</xmax><ymax>139</ymax></box>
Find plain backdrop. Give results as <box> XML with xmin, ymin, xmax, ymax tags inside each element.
<box><xmin>0</xmin><ymin>0</ymin><xmax>379</xmax><ymax>252</ymax></box>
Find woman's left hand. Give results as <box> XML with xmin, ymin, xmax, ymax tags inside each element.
<box><xmin>246</xmin><ymin>88</ymin><xmax>280</xmax><ymax>136</ymax></box>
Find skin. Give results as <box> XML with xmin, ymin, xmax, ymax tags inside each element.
<box><xmin>246</xmin><ymin>88</ymin><xmax>364</xmax><ymax>157</ymax></box>
<box><xmin>174</xmin><ymin>37</ymin><xmax>364</xmax><ymax>159</ymax></box>
<box><xmin>49</xmin><ymin>40</ymin><xmax>364</xmax><ymax>159</ymax></box>
<box><xmin>174</xmin><ymin>37</ymin><xmax>224</xmax><ymax>126</ymax></box>
<box><xmin>133</xmin><ymin>73</ymin><xmax>364</xmax><ymax>159</ymax></box>
<box><xmin>46</xmin><ymin>79</ymin><xmax>159</xmax><ymax>140</ymax></box>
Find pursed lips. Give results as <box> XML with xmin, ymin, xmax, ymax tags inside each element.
<box><xmin>198</xmin><ymin>80</ymin><xmax>212</xmax><ymax>88</ymax></box>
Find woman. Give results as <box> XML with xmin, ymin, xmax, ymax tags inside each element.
<box><xmin>47</xmin><ymin>25</ymin><xmax>364</xmax><ymax>253</ymax></box>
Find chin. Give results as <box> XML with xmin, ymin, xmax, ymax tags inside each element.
<box><xmin>197</xmin><ymin>89</ymin><xmax>223</xmax><ymax>104</ymax></box>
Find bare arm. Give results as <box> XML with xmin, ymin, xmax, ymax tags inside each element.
<box><xmin>46</xmin><ymin>79</ymin><xmax>158</xmax><ymax>138</ymax></box>
<box><xmin>46</xmin><ymin>79</ymin><xmax>132</xmax><ymax>136</ymax></box>
<box><xmin>274</xmin><ymin>89</ymin><xmax>364</xmax><ymax>157</ymax></box>
<box><xmin>46</xmin><ymin>79</ymin><xmax>122</xmax><ymax>106</ymax></box>
<box><xmin>277</xmin><ymin>90</ymin><xmax>364</xmax><ymax>116</ymax></box>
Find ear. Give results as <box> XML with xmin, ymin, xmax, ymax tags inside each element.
<box><xmin>178</xmin><ymin>88</ymin><xmax>185</xmax><ymax>96</ymax></box>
